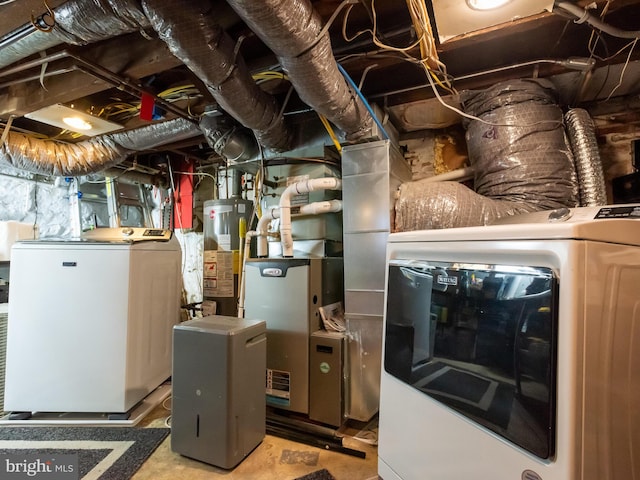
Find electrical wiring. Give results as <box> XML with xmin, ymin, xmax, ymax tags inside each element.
<box><xmin>338</xmin><ymin>63</ymin><xmax>390</xmax><ymax>139</ymax></box>
<box><xmin>297</xmin><ymin>0</ymin><xmax>359</xmax><ymax>56</ymax></box>
<box><xmin>591</xmin><ymin>36</ymin><xmax>637</xmax><ymax>62</ymax></box>
<box><xmin>341</xmin><ymin>0</ymin><xmax>455</xmax><ymax>96</ymax></box>
<box><xmin>586</xmin><ymin>0</ymin><xmax>611</xmax><ymax>61</ymax></box>
<box><xmin>424</xmin><ymin>67</ymin><xmax>563</xmax><ymax>129</ymax></box>
<box><xmin>163</xmin><ymin>395</ymin><xmax>172</xmax><ymax>428</ymax></box>
<box><xmin>604</xmin><ymin>38</ymin><xmax>638</xmax><ymax>101</ymax></box>
<box><xmin>338</xmin><ymin>0</ymin><xmax>587</xmax><ymax>128</ymax></box>
<box><xmin>94</xmin><ymin>85</ymin><xmax>202</xmax><ymax>123</ymax></box>
<box><xmin>318</xmin><ymin>114</ymin><xmax>342</xmax><ymax>153</ymax></box>
<box><xmin>174</xmin><ymin>170</ymin><xmax>216</xmax><ymax>199</ymax></box>
<box><xmin>252</xmin><ymin>70</ymin><xmax>342</xmax><ymax>152</ymax></box>
<box><xmin>342</xmin><ymin>1</ymin><xmax>423</xmax><ymax>53</ymax></box>
<box><xmin>0</xmin><ymin>0</ymin><xmax>18</xmax><ymax>5</ymax></box>
<box><xmin>252</xmin><ymin>71</ymin><xmax>289</xmax><ymax>86</ymax></box>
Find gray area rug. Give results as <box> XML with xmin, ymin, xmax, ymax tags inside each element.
<box><xmin>0</xmin><ymin>426</ymin><xmax>168</xmax><ymax>479</ymax></box>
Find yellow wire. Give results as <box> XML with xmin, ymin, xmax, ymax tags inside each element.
<box><xmin>254</xmin><ymin>168</ymin><xmax>263</xmax><ymax>219</ymax></box>
<box><xmin>342</xmin><ymin>0</ymin><xmax>456</xmax><ymax>95</ymax></box>
<box><xmin>317</xmin><ymin>114</ymin><xmax>342</xmax><ymax>154</ymax></box>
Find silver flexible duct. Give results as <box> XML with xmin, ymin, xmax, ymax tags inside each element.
<box><xmin>225</xmin><ymin>0</ymin><xmax>373</xmax><ymax>140</ymax></box>
<box><xmin>0</xmin><ymin>0</ymin><xmax>149</xmax><ymax>70</ymax></box>
<box><xmin>0</xmin><ymin>118</ymin><xmax>201</xmax><ymax>177</ymax></box>
<box><xmin>565</xmin><ymin>108</ymin><xmax>607</xmax><ymax>206</ymax></box>
<box><xmin>396</xmin><ymin>79</ymin><xmax>580</xmax><ymax>230</ymax></box>
<box><xmin>141</xmin><ymin>0</ymin><xmax>292</xmax><ymax>152</ymax></box>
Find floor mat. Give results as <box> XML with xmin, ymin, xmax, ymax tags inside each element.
<box><xmin>295</xmin><ymin>469</ymin><xmax>336</xmax><ymax>480</ymax></box>
<box><xmin>0</xmin><ymin>426</ymin><xmax>169</xmax><ymax>480</ymax></box>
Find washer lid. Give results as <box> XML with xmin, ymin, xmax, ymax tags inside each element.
<box><xmin>81</xmin><ymin>227</ymin><xmax>173</xmax><ymax>243</ymax></box>
<box><xmin>389</xmin><ymin>205</ymin><xmax>640</xmax><ymax>246</ymax></box>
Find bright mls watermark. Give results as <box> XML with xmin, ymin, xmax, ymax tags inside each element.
<box><xmin>0</xmin><ymin>454</ymin><xmax>78</xmax><ymax>480</ymax></box>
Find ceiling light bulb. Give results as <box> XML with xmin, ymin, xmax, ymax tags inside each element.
<box><xmin>466</xmin><ymin>0</ymin><xmax>512</xmax><ymax>10</ymax></box>
<box><xmin>62</xmin><ymin>116</ymin><xmax>92</xmax><ymax>131</ymax></box>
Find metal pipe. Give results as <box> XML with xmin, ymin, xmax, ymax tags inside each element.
<box><xmin>367</xmin><ymin>57</ymin><xmax>596</xmax><ymax>100</ymax></box>
<box><xmin>0</xmin><ymin>68</ymin><xmax>75</xmax><ymax>89</ymax></box>
<box><xmin>554</xmin><ymin>2</ymin><xmax>640</xmax><ymax>39</ymax></box>
<box><xmin>0</xmin><ymin>50</ymin><xmax>71</xmax><ymax>78</ymax></box>
<box><xmin>454</xmin><ymin>57</ymin><xmax>596</xmax><ymax>82</ymax></box>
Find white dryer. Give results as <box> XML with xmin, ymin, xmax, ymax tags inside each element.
<box><xmin>379</xmin><ymin>205</ymin><xmax>640</xmax><ymax>480</ymax></box>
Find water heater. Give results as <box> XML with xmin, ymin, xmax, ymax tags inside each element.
<box><xmin>203</xmin><ymin>198</ymin><xmax>253</xmax><ymax>316</ymax></box>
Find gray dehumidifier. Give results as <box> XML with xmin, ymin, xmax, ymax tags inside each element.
<box><xmin>171</xmin><ymin>315</ymin><xmax>266</xmax><ymax>469</ymax></box>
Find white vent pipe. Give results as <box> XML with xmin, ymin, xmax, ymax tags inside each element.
<box><xmin>237</xmin><ymin>198</ymin><xmax>343</xmax><ymax>318</ymax></box>
<box><xmin>279</xmin><ymin>177</ymin><xmax>342</xmax><ymax>257</ymax></box>
<box><xmin>257</xmin><ymin>199</ymin><xmax>343</xmax><ymax>257</ymax></box>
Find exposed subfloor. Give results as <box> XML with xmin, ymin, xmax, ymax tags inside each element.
<box><xmin>133</xmin><ymin>402</ymin><xmax>379</xmax><ymax>480</ymax></box>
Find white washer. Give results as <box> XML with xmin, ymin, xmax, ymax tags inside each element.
<box><xmin>4</xmin><ymin>227</ymin><xmax>181</xmax><ymax>416</ymax></box>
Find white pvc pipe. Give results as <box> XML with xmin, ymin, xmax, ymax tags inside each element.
<box><xmin>279</xmin><ymin>177</ymin><xmax>342</xmax><ymax>257</ymax></box>
<box><xmin>258</xmin><ymin>200</ymin><xmax>343</xmax><ymax>257</ymax></box>
<box><xmin>256</xmin><ymin>206</ymin><xmax>280</xmax><ymax>257</ymax></box>
<box><xmin>421</xmin><ymin>166</ymin><xmax>475</xmax><ymax>183</ymax></box>
<box><xmin>237</xmin><ymin>199</ymin><xmax>343</xmax><ymax>317</ymax></box>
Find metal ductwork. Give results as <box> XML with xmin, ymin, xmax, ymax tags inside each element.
<box><xmin>141</xmin><ymin>0</ymin><xmax>292</xmax><ymax>152</ymax></box>
<box><xmin>0</xmin><ymin>118</ymin><xmax>201</xmax><ymax>177</ymax></box>
<box><xmin>225</xmin><ymin>0</ymin><xmax>374</xmax><ymax>140</ymax></box>
<box><xmin>395</xmin><ymin>79</ymin><xmax>580</xmax><ymax>230</ymax></box>
<box><xmin>0</xmin><ymin>0</ymin><xmax>149</xmax><ymax>70</ymax></box>
<box><xmin>0</xmin><ymin>0</ymin><xmax>375</xmax><ymax>176</ymax></box>
<box><xmin>199</xmin><ymin>114</ymin><xmax>258</xmax><ymax>164</ymax></box>
<box><xmin>565</xmin><ymin>108</ymin><xmax>607</xmax><ymax>207</ymax></box>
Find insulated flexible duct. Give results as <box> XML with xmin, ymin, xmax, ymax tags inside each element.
<box><xmin>225</xmin><ymin>0</ymin><xmax>373</xmax><ymax>140</ymax></box>
<box><xmin>395</xmin><ymin>79</ymin><xmax>579</xmax><ymax>230</ymax></box>
<box><xmin>0</xmin><ymin>118</ymin><xmax>201</xmax><ymax>177</ymax></box>
<box><xmin>0</xmin><ymin>0</ymin><xmax>149</xmax><ymax>70</ymax></box>
<box><xmin>141</xmin><ymin>0</ymin><xmax>291</xmax><ymax>152</ymax></box>
<box><xmin>564</xmin><ymin>108</ymin><xmax>607</xmax><ymax>206</ymax></box>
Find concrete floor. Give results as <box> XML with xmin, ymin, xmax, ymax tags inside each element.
<box><xmin>133</xmin><ymin>401</ymin><xmax>379</xmax><ymax>480</ymax></box>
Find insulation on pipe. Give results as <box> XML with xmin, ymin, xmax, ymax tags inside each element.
<box><xmin>395</xmin><ymin>181</ymin><xmax>532</xmax><ymax>231</ymax></box>
<box><xmin>0</xmin><ymin>118</ymin><xmax>201</xmax><ymax>177</ymax></box>
<box><xmin>225</xmin><ymin>0</ymin><xmax>373</xmax><ymax>140</ymax></box>
<box><xmin>395</xmin><ymin>79</ymin><xmax>579</xmax><ymax>231</ymax></box>
<box><xmin>0</xmin><ymin>0</ymin><xmax>149</xmax><ymax>70</ymax></box>
<box><xmin>142</xmin><ymin>0</ymin><xmax>292</xmax><ymax>152</ymax></box>
<box><xmin>564</xmin><ymin>108</ymin><xmax>607</xmax><ymax>206</ymax></box>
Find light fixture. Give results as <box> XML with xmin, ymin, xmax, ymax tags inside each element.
<box><xmin>431</xmin><ymin>0</ymin><xmax>555</xmax><ymax>43</ymax></box>
<box><xmin>466</xmin><ymin>0</ymin><xmax>512</xmax><ymax>11</ymax></box>
<box><xmin>24</xmin><ymin>104</ymin><xmax>123</xmax><ymax>136</ymax></box>
<box><xmin>62</xmin><ymin>116</ymin><xmax>92</xmax><ymax>131</ymax></box>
